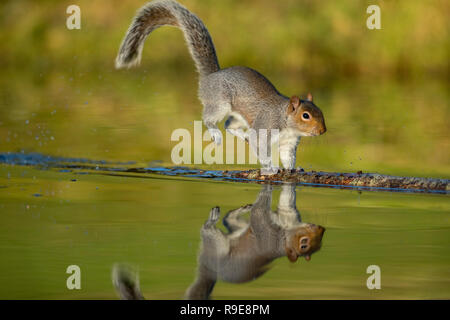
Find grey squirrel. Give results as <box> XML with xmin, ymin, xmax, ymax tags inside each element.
<box><xmin>116</xmin><ymin>0</ymin><xmax>327</xmax><ymax>170</ymax></box>
<box><xmin>184</xmin><ymin>184</ymin><xmax>325</xmax><ymax>299</ymax></box>
<box><xmin>112</xmin><ymin>184</ymin><xmax>326</xmax><ymax>300</ymax></box>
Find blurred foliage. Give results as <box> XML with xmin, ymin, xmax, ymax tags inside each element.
<box><xmin>0</xmin><ymin>0</ymin><xmax>448</xmax><ymax>177</ymax></box>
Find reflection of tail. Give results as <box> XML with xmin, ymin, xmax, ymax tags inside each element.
<box><xmin>184</xmin><ymin>264</ymin><xmax>216</xmax><ymax>300</ymax></box>
<box><xmin>112</xmin><ymin>264</ymin><xmax>145</xmax><ymax>300</ymax></box>
<box><xmin>116</xmin><ymin>0</ymin><xmax>220</xmax><ymax>76</ymax></box>
<box><xmin>112</xmin><ymin>262</ymin><xmax>215</xmax><ymax>300</ymax></box>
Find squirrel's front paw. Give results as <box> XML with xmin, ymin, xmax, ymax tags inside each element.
<box><xmin>209</xmin><ymin>130</ymin><xmax>222</xmax><ymax>145</ymax></box>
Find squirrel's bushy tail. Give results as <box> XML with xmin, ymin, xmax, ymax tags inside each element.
<box><xmin>115</xmin><ymin>0</ymin><xmax>220</xmax><ymax>76</ymax></box>
<box><xmin>112</xmin><ymin>264</ymin><xmax>145</xmax><ymax>300</ymax></box>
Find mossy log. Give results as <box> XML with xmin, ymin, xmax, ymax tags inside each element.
<box><xmin>221</xmin><ymin>169</ymin><xmax>449</xmax><ymax>193</ymax></box>
<box><xmin>1</xmin><ymin>152</ymin><xmax>448</xmax><ymax>194</ymax></box>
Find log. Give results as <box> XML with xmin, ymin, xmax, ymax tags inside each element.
<box><xmin>0</xmin><ymin>152</ymin><xmax>448</xmax><ymax>194</ymax></box>
<box><xmin>125</xmin><ymin>167</ymin><xmax>448</xmax><ymax>194</ymax></box>
<box><xmin>220</xmin><ymin>169</ymin><xmax>449</xmax><ymax>193</ymax></box>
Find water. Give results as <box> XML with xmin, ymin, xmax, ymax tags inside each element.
<box><xmin>0</xmin><ymin>156</ymin><xmax>448</xmax><ymax>299</ymax></box>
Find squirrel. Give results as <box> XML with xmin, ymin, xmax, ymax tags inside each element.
<box><xmin>116</xmin><ymin>0</ymin><xmax>327</xmax><ymax>171</ymax></box>
<box><xmin>112</xmin><ymin>184</ymin><xmax>326</xmax><ymax>300</ymax></box>
<box><xmin>184</xmin><ymin>184</ymin><xmax>325</xmax><ymax>299</ymax></box>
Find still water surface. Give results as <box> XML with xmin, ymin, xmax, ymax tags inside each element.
<box><xmin>0</xmin><ymin>157</ymin><xmax>448</xmax><ymax>299</ymax></box>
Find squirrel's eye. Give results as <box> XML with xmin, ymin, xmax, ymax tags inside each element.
<box><xmin>302</xmin><ymin>112</ymin><xmax>310</xmax><ymax>120</ymax></box>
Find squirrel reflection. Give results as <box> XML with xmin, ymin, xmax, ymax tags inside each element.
<box><xmin>112</xmin><ymin>184</ymin><xmax>325</xmax><ymax>300</ymax></box>
<box><xmin>185</xmin><ymin>184</ymin><xmax>326</xmax><ymax>300</ymax></box>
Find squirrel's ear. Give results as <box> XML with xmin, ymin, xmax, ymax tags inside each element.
<box><xmin>307</xmin><ymin>92</ymin><xmax>313</xmax><ymax>102</ymax></box>
<box><xmin>288</xmin><ymin>96</ymin><xmax>300</xmax><ymax>114</ymax></box>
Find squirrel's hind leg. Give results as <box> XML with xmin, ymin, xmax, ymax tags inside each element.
<box><xmin>223</xmin><ymin>204</ymin><xmax>252</xmax><ymax>234</ymax></box>
<box><xmin>204</xmin><ymin>206</ymin><xmax>221</xmax><ymax>228</ymax></box>
<box><xmin>224</xmin><ymin>113</ymin><xmax>250</xmax><ymax>142</ymax></box>
<box><xmin>202</xmin><ymin>102</ymin><xmax>231</xmax><ymax>145</ymax></box>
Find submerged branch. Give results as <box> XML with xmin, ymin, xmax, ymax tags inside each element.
<box><xmin>0</xmin><ymin>152</ymin><xmax>448</xmax><ymax>194</ymax></box>
<box><xmin>222</xmin><ymin>169</ymin><xmax>449</xmax><ymax>193</ymax></box>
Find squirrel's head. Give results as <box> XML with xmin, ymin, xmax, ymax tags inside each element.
<box><xmin>287</xmin><ymin>94</ymin><xmax>326</xmax><ymax>136</ymax></box>
<box><xmin>285</xmin><ymin>223</ymin><xmax>326</xmax><ymax>262</ymax></box>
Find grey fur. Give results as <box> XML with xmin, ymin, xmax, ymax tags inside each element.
<box><xmin>116</xmin><ymin>0</ymin><xmax>326</xmax><ymax>170</ymax></box>
<box><xmin>185</xmin><ymin>184</ymin><xmax>325</xmax><ymax>300</ymax></box>
<box><xmin>111</xmin><ymin>185</ymin><xmax>325</xmax><ymax>300</ymax></box>
<box><xmin>112</xmin><ymin>264</ymin><xmax>144</xmax><ymax>300</ymax></box>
